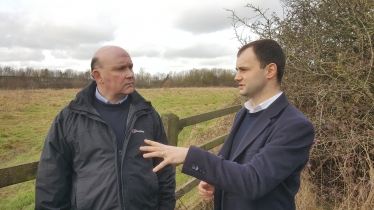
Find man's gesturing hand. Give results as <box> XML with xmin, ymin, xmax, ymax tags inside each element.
<box><xmin>140</xmin><ymin>139</ymin><xmax>189</xmax><ymax>172</ymax></box>
<box><xmin>198</xmin><ymin>181</ymin><xmax>215</xmax><ymax>201</ymax></box>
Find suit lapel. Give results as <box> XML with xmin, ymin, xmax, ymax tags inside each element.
<box><xmin>231</xmin><ymin>93</ymin><xmax>290</xmax><ymax>160</ymax></box>
<box><xmin>231</xmin><ymin>113</ymin><xmax>270</xmax><ymax>160</ymax></box>
<box><xmin>218</xmin><ymin>108</ymin><xmax>247</xmax><ymax>159</ymax></box>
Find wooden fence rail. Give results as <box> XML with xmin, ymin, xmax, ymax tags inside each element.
<box><xmin>0</xmin><ymin>104</ymin><xmax>242</xmax><ymax>206</ymax></box>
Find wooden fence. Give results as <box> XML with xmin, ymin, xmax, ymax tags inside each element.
<box><xmin>0</xmin><ymin>104</ymin><xmax>242</xmax><ymax>208</ymax></box>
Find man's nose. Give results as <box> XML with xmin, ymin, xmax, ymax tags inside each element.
<box><xmin>234</xmin><ymin>73</ymin><xmax>241</xmax><ymax>82</ymax></box>
<box><xmin>126</xmin><ymin>70</ymin><xmax>134</xmax><ymax>79</ymax></box>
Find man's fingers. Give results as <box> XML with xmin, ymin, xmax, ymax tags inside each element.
<box><xmin>153</xmin><ymin>160</ymin><xmax>169</xmax><ymax>172</ymax></box>
<box><xmin>200</xmin><ymin>181</ymin><xmax>208</xmax><ymax>187</ymax></box>
<box><xmin>202</xmin><ymin>196</ymin><xmax>213</xmax><ymax>201</ymax></box>
<box><xmin>198</xmin><ymin>181</ymin><xmax>206</xmax><ymax>191</ymax></box>
<box><xmin>143</xmin><ymin>151</ymin><xmax>161</xmax><ymax>158</ymax></box>
<box><xmin>200</xmin><ymin>181</ymin><xmax>214</xmax><ymax>190</ymax></box>
<box><xmin>144</xmin><ymin>139</ymin><xmax>163</xmax><ymax>146</ymax></box>
<box><xmin>198</xmin><ymin>189</ymin><xmax>206</xmax><ymax>195</ymax></box>
<box><xmin>198</xmin><ymin>183</ymin><xmax>214</xmax><ymax>201</ymax></box>
<box><xmin>141</xmin><ymin>139</ymin><xmax>167</xmax><ymax>157</ymax></box>
<box><xmin>141</xmin><ymin>140</ymin><xmax>188</xmax><ymax>171</ymax></box>
<box><xmin>197</xmin><ymin>179</ymin><xmax>214</xmax><ymax>201</ymax></box>
<box><xmin>139</xmin><ymin>145</ymin><xmax>161</xmax><ymax>153</ymax></box>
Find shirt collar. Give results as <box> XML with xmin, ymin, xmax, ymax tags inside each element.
<box><xmin>244</xmin><ymin>92</ymin><xmax>283</xmax><ymax>113</ymax></box>
<box><xmin>95</xmin><ymin>87</ymin><xmax>128</xmax><ymax>104</ymax></box>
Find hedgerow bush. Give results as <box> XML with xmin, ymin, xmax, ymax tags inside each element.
<box><xmin>227</xmin><ymin>0</ymin><xmax>374</xmax><ymax>208</ymax></box>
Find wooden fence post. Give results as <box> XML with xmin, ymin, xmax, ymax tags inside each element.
<box><xmin>0</xmin><ymin>161</ymin><xmax>39</xmax><ymax>188</ymax></box>
<box><xmin>161</xmin><ymin>113</ymin><xmax>180</xmax><ymax>146</ymax></box>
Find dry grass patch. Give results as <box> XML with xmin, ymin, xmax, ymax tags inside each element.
<box><xmin>0</xmin><ymin>89</ymin><xmax>79</xmax><ymax>167</ymax></box>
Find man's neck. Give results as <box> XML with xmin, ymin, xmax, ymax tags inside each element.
<box><xmin>251</xmin><ymin>89</ymin><xmax>282</xmax><ymax>108</ymax></box>
<box><xmin>95</xmin><ymin>87</ymin><xmax>128</xmax><ymax>104</ymax></box>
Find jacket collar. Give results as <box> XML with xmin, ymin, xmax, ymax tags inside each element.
<box><xmin>219</xmin><ymin>93</ymin><xmax>290</xmax><ymax>160</ymax></box>
<box><xmin>69</xmin><ymin>81</ymin><xmax>151</xmax><ymax>114</ymax></box>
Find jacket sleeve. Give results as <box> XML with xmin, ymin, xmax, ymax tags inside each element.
<box><xmin>35</xmin><ymin>110</ymin><xmax>73</xmax><ymax>210</ymax></box>
<box><xmin>181</xmin><ymin>119</ymin><xmax>314</xmax><ymax>200</ymax></box>
<box><xmin>152</xmin><ymin>111</ymin><xmax>176</xmax><ymax>210</ymax></box>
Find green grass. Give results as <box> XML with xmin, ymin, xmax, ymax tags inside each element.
<box><xmin>0</xmin><ymin>87</ymin><xmax>241</xmax><ymax>210</ymax></box>
<box><xmin>0</xmin><ymin>89</ymin><xmax>78</xmax><ymax>168</ymax></box>
<box><xmin>0</xmin><ymin>181</ymin><xmax>35</xmax><ymax>210</ymax></box>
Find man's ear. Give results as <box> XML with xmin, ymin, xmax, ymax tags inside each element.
<box><xmin>266</xmin><ymin>63</ymin><xmax>277</xmax><ymax>79</ymax></box>
<box><xmin>92</xmin><ymin>69</ymin><xmax>102</xmax><ymax>83</ymax></box>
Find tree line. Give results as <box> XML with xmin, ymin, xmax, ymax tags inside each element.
<box><xmin>0</xmin><ymin>66</ymin><xmax>237</xmax><ymax>89</ymax></box>
<box><xmin>0</xmin><ymin>66</ymin><xmax>92</xmax><ymax>89</ymax></box>
<box><xmin>135</xmin><ymin>68</ymin><xmax>237</xmax><ymax>88</ymax></box>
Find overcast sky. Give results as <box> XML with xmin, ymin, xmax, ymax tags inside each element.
<box><xmin>0</xmin><ymin>0</ymin><xmax>283</xmax><ymax>74</ymax></box>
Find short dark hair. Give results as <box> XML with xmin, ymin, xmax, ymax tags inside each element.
<box><xmin>238</xmin><ymin>39</ymin><xmax>285</xmax><ymax>84</ymax></box>
<box><xmin>91</xmin><ymin>57</ymin><xmax>100</xmax><ymax>72</ymax></box>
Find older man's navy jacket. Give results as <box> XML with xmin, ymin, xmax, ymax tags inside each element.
<box><xmin>182</xmin><ymin>93</ymin><xmax>314</xmax><ymax>209</ymax></box>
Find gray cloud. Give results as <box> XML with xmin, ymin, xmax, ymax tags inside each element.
<box><xmin>50</xmin><ymin>48</ymin><xmax>92</xmax><ymax>60</ymax></box>
<box><xmin>198</xmin><ymin>56</ymin><xmax>234</xmax><ymax>67</ymax></box>
<box><xmin>129</xmin><ymin>47</ymin><xmax>162</xmax><ymax>58</ymax></box>
<box><xmin>0</xmin><ymin>12</ymin><xmax>116</xmax><ymax>60</ymax></box>
<box><xmin>173</xmin><ymin>8</ymin><xmax>231</xmax><ymax>34</ymax></box>
<box><xmin>50</xmin><ymin>50</ymin><xmax>69</xmax><ymax>59</ymax></box>
<box><xmin>164</xmin><ymin>43</ymin><xmax>235</xmax><ymax>59</ymax></box>
<box><xmin>0</xmin><ymin>47</ymin><xmax>44</xmax><ymax>61</ymax></box>
<box><xmin>56</xmin><ymin>44</ymin><xmax>103</xmax><ymax>60</ymax></box>
<box><xmin>173</xmin><ymin>0</ymin><xmax>283</xmax><ymax>35</ymax></box>
<box><xmin>225</xmin><ymin>0</ymin><xmax>284</xmax><ymax>23</ymax></box>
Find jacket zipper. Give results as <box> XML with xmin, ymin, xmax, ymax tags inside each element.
<box><xmin>70</xmin><ymin>103</ymin><xmax>152</xmax><ymax>210</ymax></box>
<box><xmin>119</xmin><ymin>108</ymin><xmax>150</xmax><ymax>209</ymax></box>
<box><xmin>70</xmin><ymin>105</ymin><xmax>124</xmax><ymax>209</ymax></box>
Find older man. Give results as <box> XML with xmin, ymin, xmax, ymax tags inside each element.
<box><xmin>36</xmin><ymin>46</ymin><xmax>175</xmax><ymax>209</ymax></box>
<box><xmin>141</xmin><ymin>39</ymin><xmax>314</xmax><ymax>210</ymax></box>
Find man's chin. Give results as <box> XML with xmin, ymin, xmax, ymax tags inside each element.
<box><xmin>238</xmin><ymin>90</ymin><xmax>247</xmax><ymax>97</ymax></box>
<box><xmin>124</xmin><ymin>87</ymin><xmax>135</xmax><ymax>95</ymax></box>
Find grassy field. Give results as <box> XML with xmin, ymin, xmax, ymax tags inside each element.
<box><xmin>0</xmin><ymin>87</ymin><xmax>241</xmax><ymax>210</ymax></box>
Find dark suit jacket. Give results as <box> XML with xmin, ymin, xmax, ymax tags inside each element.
<box><xmin>182</xmin><ymin>93</ymin><xmax>314</xmax><ymax>210</ymax></box>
